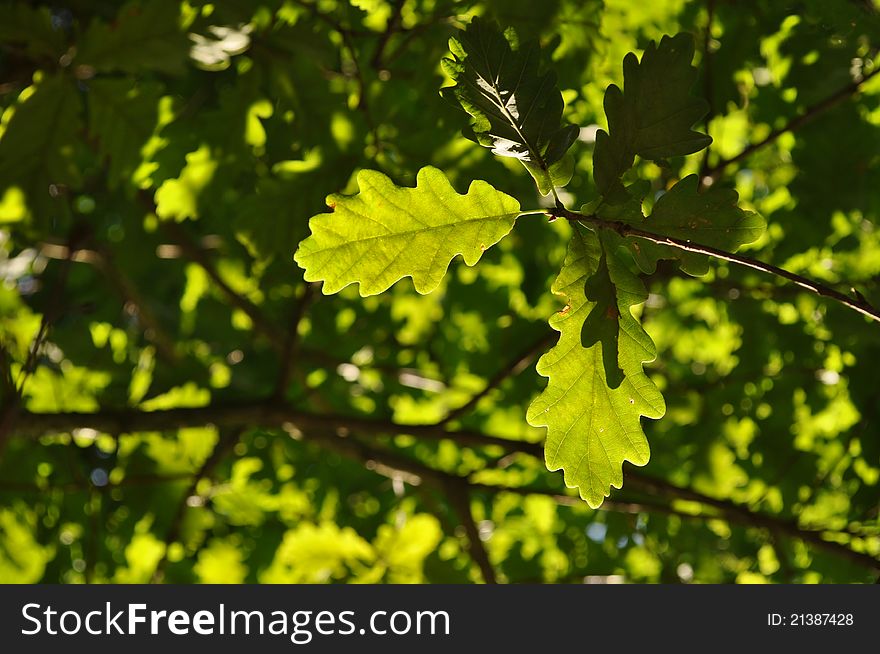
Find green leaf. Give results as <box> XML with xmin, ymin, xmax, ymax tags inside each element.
<box><xmin>527</xmin><ymin>224</ymin><xmax>665</xmax><ymax>508</ymax></box>
<box><xmin>0</xmin><ymin>75</ymin><xmax>81</xmax><ymax>228</ymax></box>
<box><xmin>87</xmin><ymin>79</ymin><xmax>161</xmax><ymax>187</ymax></box>
<box><xmin>295</xmin><ymin>166</ymin><xmax>521</xmax><ymax>296</ymax></box>
<box><xmin>593</xmin><ymin>33</ymin><xmax>711</xmax><ymax>196</ymax></box>
<box><xmin>609</xmin><ymin>174</ymin><xmax>766</xmax><ymax>276</ymax></box>
<box><xmin>523</xmin><ymin>153</ymin><xmax>576</xmax><ymax>197</ymax></box>
<box><xmin>76</xmin><ymin>1</ymin><xmax>189</xmax><ymax>75</ymax></box>
<box><xmin>442</xmin><ymin>17</ymin><xmax>578</xmax><ymax>195</ymax></box>
<box><xmin>0</xmin><ymin>3</ymin><xmax>67</xmax><ymax>60</ymax></box>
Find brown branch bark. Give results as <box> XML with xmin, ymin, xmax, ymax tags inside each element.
<box><xmin>160</xmin><ymin>221</ymin><xmax>286</xmax><ymax>349</ymax></box>
<box><xmin>370</xmin><ymin>0</ymin><xmax>404</xmax><ymax>70</ymax></box>
<box><xmin>445</xmin><ymin>482</ymin><xmax>497</xmax><ymax>584</ymax></box>
<box><xmin>299</xmin><ymin>430</ymin><xmax>498</xmax><ymax>582</ymax></box>
<box><xmin>13</xmin><ymin>403</ymin><xmax>542</xmax><ymax>455</ymax></box>
<box><xmin>0</xmin><ymin>224</ymin><xmax>86</xmax><ymax>454</ymax></box>
<box><xmin>621</xmin><ymin>472</ymin><xmax>880</xmax><ymax>572</ymax></box>
<box><xmin>273</xmin><ymin>282</ymin><xmax>318</xmax><ymax>401</ymax></box>
<box><xmin>36</xmin><ymin>240</ymin><xmax>178</xmax><ymax>361</ymax></box>
<box><xmin>697</xmin><ymin>0</ymin><xmax>716</xmax><ymax>183</ymax></box>
<box><xmin>90</xmin><ymin>245</ymin><xmax>180</xmax><ymax>363</ymax></box>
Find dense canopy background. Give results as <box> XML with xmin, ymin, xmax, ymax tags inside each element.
<box><xmin>0</xmin><ymin>0</ymin><xmax>879</xmax><ymax>584</ymax></box>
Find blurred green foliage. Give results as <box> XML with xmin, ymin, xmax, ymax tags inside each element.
<box><xmin>0</xmin><ymin>0</ymin><xmax>878</xmax><ymax>584</ymax></box>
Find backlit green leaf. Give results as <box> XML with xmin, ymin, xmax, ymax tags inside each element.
<box><xmin>527</xmin><ymin>224</ymin><xmax>665</xmax><ymax>508</ymax></box>
<box><xmin>608</xmin><ymin>174</ymin><xmax>766</xmax><ymax>276</ymax></box>
<box><xmin>295</xmin><ymin>166</ymin><xmax>520</xmax><ymax>296</ymax></box>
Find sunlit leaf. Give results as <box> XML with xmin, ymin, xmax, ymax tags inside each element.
<box><xmin>295</xmin><ymin>166</ymin><xmax>521</xmax><ymax>296</ymax></box>
<box><xmin>527</xmin><ymin>224</ymin><xmax>665</xmax><ymax>508</ymax></box>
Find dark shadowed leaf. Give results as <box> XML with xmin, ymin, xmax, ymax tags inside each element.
<box><xmin>441</xmin><ymin>17</ymin><xmax>578</xmax><ymax>195</ymax></box>
<box><xmin>593</xmin><ymin>34</ymin><xmax>711</xmax><ymax>196</ymax></box>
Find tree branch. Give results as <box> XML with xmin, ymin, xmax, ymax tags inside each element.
<box><xmin>37</xmin><ymin>240</ymin><xmax>179</xmax><ymax>361</ymax></box>
<box><xmin>548</xmin><ymin>207</ymin><xmax>880</xmax><ymax>324</ymax></box>
<box><xmin>1</xmin><ymin>223</ymin><xmax>86</xmax><ymax>454</ymax></box>
<box><xmin>298</xmin><ymin>429</ymin><xmax>498</xmax><ymax>582</ymax></box>
<box><xmin>13</xmin><ymin>403</ymin><xmax>544</xmax><ymax>456</ymax></box>
<box><xmin>370</xmin><ymin>0</ymin><xmax>405</xmax><ymax>71</ymax></box>
<box><xmin>11</xmin><ymin>402</ymin><xmax>880</xmax><ymax>572</ymax></box>
<box><xmin>289</xmin><ymin>0</ymin><xmax>380</xmax><ymax>148</ymax></box>
<box><xmin>90</xmin><ymin>245</ymin><xmax>179</xmax><ymax>363</ymax></box>
<box><xmin>305</xmin><ymin>428</ymin><xmax>880</xmax><ymax>574</ymax></box>
<box><xmin>620</xmin><ymin>472</ymin><xmax>880</xmax><ymax>572</ymax></box>
<box><xmin>697</xmin><ymin>0</ymin><xmax>716</xmax><ymax>183</ymax></box>
<box><xmin>160</xmin><ymin>221</ymin><xmax>286</xmax><ymax>349</ymax></box>
<box><xmin>705</xmin><ymin>64</ymin><xmax>880</xmax><ymax>182</ymax></box>
<box><xmin>445</xmin><ymin>482</ymin><xmax>497</xmax><ymax>583</ymax></box>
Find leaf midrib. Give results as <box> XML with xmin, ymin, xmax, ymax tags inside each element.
<box><xmin>302</xmin><ymin>210</ymin><xmax>520</xmax><ymax>255</ymax></box>
<box><xmin>470</xmin><ymin>37</ymin><xmax>549</xmax><ymax>171</ymax></box>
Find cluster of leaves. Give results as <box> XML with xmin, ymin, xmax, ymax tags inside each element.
<box><xmin>0</xmin><ymin>0</ymin><xmax>879</xmax><ymax>585</ymax></box>
<box><xmin>296</xmin><ymin>20</ymin><xmax>766</xmax><ymax>507</ymax></box>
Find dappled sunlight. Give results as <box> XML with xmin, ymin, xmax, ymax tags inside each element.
<box><xmin>0</xmin><ymin>0</ymin><xmax>877</xmax><ymax>587</ymax></box>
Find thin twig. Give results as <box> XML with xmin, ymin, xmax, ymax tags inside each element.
<box><xmin>302</xmin><ymin>430</ymin><xmax>498</xmax><ymax>581</ymax></box>
<box><xmin>161</xmin><ymin>221</ymin><xmax>286</xmax><ymax>349</ymax></box>
<box><xmin>370</xmin><ymin>0</ymin><xmax>405</xmax><ymax>70</ymax></box>
<box><xmin>548</xmin><ymin>207</ymin><xmax>880</xmax><ymax>324</ymax></box>
<box><xmin>150</xmin><ymin>428</ymin><xmax>243</xmax><ymax>583</ymax></box>
<box><xmin>273</xmin><ymin>282</ymin><xmax>318</xmax><ymax>401</ymax></box>
<box><xmin>91</xmin><ymin>245</ymin><xmax>179</xmax><ymax>362</ymax></box>
<box><xmin>705</xmin><ymin>64</ymin><xmax>880</xmax><ymax>182</ymax></box>
<box><xmin>85</xmin><ymin>489</ymin><xmax>100</xmax><ymax>584</ymax></box>
<box><xmin>290</xmin><ymin>0</ymin><xmax>380</xmax><ymax>147</ymax></box>
<box><xmin>0</xmin><ymin>224</ymin><xmax>85</xmax><ymax>453</ymax></box>
<box><xmin>698</xmin><ymin>0</ymin><xmax>716</xmax><ymax>183</ymax></box>
<box><xmin>309</xmin><ymin>429</ymin><xmax>880</xmax><ymax>573</ymax></box>
<box><xmin>445</xmin><ymin>482</ymin><xmax>497</xmax><ymax>583</ymax></box>
<box><xmin>383</xmin><ymin>15</ymin><xmax>456</xmax><ymax>67</ymax></box>
<box><xmin>37</xmin><ymin>240</ymin><xmax>178</xmax><ymax>361</ymax></box>
<box><xmin>442</xmin><ymin>331</ymin><xmax>556</xmax><ymax>424</ymax></box>
<box><xmin>622</xmin><ymin>471</ymin><xmax>880</xmax><ymax>572</ymax></box>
